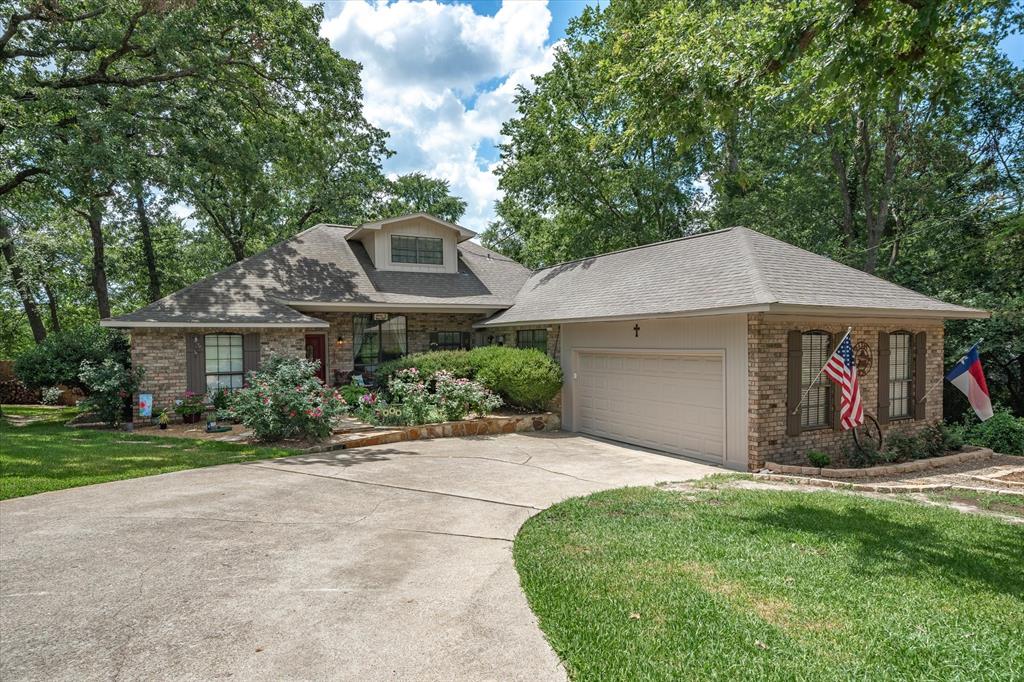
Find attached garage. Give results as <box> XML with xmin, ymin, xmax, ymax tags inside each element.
<box><xmin>574</xmin><ymin>350</ymin><xmax>725</xmax><ymax>463</ymax></box>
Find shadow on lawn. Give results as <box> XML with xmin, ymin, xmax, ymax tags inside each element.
<box><xmin>749</xmin><ymin>502</ymin><xmax>1024</xmax><ymax>598</ymax></box>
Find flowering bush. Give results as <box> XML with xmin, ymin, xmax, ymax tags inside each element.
<box><xmin>356</xmin><ymin>368</ymin><xmax>502</xmax><ymax>426</ymax></box>
<box><xmin>78</xmin><ymin>359</ymin><xmax>144</xmax><ymax>427</ymax></box>
<box><xmin>228</xmin><ymin>355</ymin><xmax>347</xmax><ymax>442</ymax></box>
<box><xmin>41</xmin><ymin>386</ymin><xmax>62</xmax><ymax>405</ymax></box>
<box><xmin>433</xmin><ymin>370</ymin><xmax>503</xmax><ymax>420</ymax></box>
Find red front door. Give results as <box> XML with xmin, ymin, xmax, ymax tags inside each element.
<box><xmin>304</xmin><ymin>334</ymin><xmax>327</xmax><ymax>383</ymax></box>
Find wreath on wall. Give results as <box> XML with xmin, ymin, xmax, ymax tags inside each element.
<box><xmin>853</xmin><ymin>341</ymin><xmax>873</xmax><ymax>375</ymax></box>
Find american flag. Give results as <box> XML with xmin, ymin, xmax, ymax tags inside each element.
<box><xmin>823</xmin><ymin>334</ymin><xmax>864</xmax><ymax>430</ymax></box>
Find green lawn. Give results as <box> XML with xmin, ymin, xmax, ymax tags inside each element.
<box><xmin>514</xmin><ymin>486</ymin><xmax>1024</xmax><ymax>681</ymax></box>
<box><xmin>926</xmin><ymin>488</ymin><xmax>1024</xmax><ymax>518</ymax></box>
<box><xmin>1</xmin><ymin>405</ymin><xmax>297</xmax><ymax>500</ymax></box>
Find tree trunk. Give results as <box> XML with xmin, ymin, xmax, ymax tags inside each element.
<box><xmin>87</xmin><ymin>196</ymin><xmax>112</xmax><ymax>319</ymax></box>
<box><xmin>43</xmin><ymin>282</ymin><xmax>61</xmax><ymax>332</ymax></box>
<box><xmin>0</xmin><ymin>219</ymin><xmax>47</xmax><ymax>342</ymax></box>
<box><xmin>827</xmin><ymin>126</ymin><xmax>855</xmax><ymax>245</ymax></box>
<box><xmin>133</xmin><ymin>185</ymin><xmax>161</xmax><ymax>302</ymax></box>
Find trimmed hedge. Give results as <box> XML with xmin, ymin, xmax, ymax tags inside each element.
<box><xmin>377</xmin><ymin>346</ymin><xmax>562</xmax><ymax>411</ymax></box>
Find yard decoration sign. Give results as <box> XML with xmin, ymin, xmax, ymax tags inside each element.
<box><xmin>138</xmin><ymin>393</ymin><xmax>153</xmax><ymax>418</ymax></box>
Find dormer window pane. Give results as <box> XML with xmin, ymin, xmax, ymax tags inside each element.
<box><xmin>392</xmin><ymin>235</ymin><xmax>443</xmax><ymax>265</ymax></box>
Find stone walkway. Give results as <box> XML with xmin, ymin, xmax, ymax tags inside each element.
<box><xmin>839</xmin><ymin>455</ymin><xmax>1024</xmax><ymax>492</ymax></box>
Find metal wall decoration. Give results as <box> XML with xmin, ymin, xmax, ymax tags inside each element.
<box><xmin>853</xmin><ymin>341</ymin><xmax>873</xmax><ymax>374</ymax></box>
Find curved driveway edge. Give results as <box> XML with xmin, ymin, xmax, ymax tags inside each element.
<box><xmin>0</xmin><ymin>432</ymin><xmax>720</xmax><ymax>681</ymax></box>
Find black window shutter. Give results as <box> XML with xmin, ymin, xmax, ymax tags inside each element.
<box><xmin>185</xmin><ymin>333</ymin><xmax>206</xmax><ymax>394</ymax></box>
<box><xmin>243</xmin><ymin>333</ymin><xmax>260</xmax><ymax>377</ymax></box>
<box><xmin>913</xmin><ymin>331</ymin><xmax>927</xmax><ymax>420</ymax></box>
<box><xmin>877</xmin><ymin>331</ymin><xmax>890</xmax><ymax>425</ymax></box>
<box><xmin>786</xmin><ymin>330</ymin><xmax>802</xmax><ymax>437</ymax></box>
<box><xmin>429</xmin><ymin>332</ymin><xmax>438</xmax><ymax>350</ymax></box>
<box><xmin>461</xmin><ymin>331</ymin><xmax>471</xmax><ymax>349</ymax></box>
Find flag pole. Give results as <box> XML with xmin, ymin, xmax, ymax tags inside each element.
<box><xmin>791</xmin><ymin>327</ymin><xmax>852</xmax><ymax>416</ymax></box>
<box><xmin>919</xmin><ymin>338</ymin><xmax>982</xmax><ymax>405</ymax></box>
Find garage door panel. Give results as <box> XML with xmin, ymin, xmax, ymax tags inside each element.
<box><xmin>575</xmin><ymin>351</ymin><xmax>725</xmax><ymax>463</ymax></box>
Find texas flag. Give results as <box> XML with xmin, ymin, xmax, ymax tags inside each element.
<box><xmin>945</xmin><ymin>344</ymin><xmax>993</xmax><ymax>421</ymax></box>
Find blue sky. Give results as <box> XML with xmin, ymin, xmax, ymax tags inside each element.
<box><xmin>313</xmin><ymin>0</ymin><xmax>1021</xmax><ymax>233</ymax></box>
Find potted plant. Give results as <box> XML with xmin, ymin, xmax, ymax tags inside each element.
<box><xmin>158</xmin><ymin>410</ymin><xmax>170</xmax><ymax>430</ymax></box>
<box><xmin>174</xmin><ymin>391</ymin><xmax>205</xmax><ymax>424</ymax></box>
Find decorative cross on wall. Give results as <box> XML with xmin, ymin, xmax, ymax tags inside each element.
<box><xmin>633</xmin><ymin>324</ymin><xmax>640</xmax><ymax>338</ymax></box>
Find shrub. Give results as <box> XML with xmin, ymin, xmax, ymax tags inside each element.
<box><xmin>173</xmin><ymin>392</ymin><xmax>206</xmax><ymax>417</ymax></box>
<box><xmin>883</xmin><ymin>433</ymin><xmax>923</xmax><ymax>462</ymax></box>
<box><xmin>78</xmin><ymin>359</ymin><xmax>144</xmax><ymax>427</ymax></box>
<box><xmin>959</xmin><ymin>411</ymin><xmax>1024</xmax><ymax>455</ymax></box>
<box><xmin>228</xmin><ymin>355</ymin><xmax>348</xmax><ymax>442</ymax></box>
<box><xmin>845</xmin><ymin>440</ymin><xmax>881</xmax><ymax>468</ymax></box>
<box><xmin>433</xmin><ymin>370</ymin><xmax>503</xmax><ymax>420</ymax></box>
<box><xmin>920</xmin><ymin>422</ymin><xmax>963</xmax><ymax>457</ymax></box>
<box><xmin>806</xmin><ymin>450</ymin><xmax>830</xmax><ymax>468</ymax></box>
<box><xmin>359</xmin><ymin>368</ymin><xmax>503</xmax><ymax>426</ymax></box>
<box><xmin>338</xmin><ymin>380</ymin><xmax>368</xmax><ymax>405</ymax></box>
<box><xmin>15</xmin><ymin>327</ymin><xmax>129</xmax><ymax>391</ymax></box>
<box><xmin>40</xmin><ymin>386</ymin><xmax>62</xmax><ymax>405</ymax></box>
<box><xmin>376</xmin><ymin>350</ymin><xmax>476</xmax><ymax>387</ymax></box>
<box><xmin>375</xmin><ymin>346</ymin><xmax>561</xmax><ymax>411</ymax></box>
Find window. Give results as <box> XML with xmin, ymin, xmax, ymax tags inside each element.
<box><xmin>801</xmin><ymin>331</ymin><xmax>832</xmax><ymax>429</ymax></box>
<box><xmin>517</xmin><ymin>329</ymin><xmax>547</xmax><ymax>353</ymax></box>
<box><xmin>391</xmin><ymin>235</ymin><xmax>443</xmax><ymax>265</ymax></box>
<box><xmin>889</xmin><ymin>332</ymin><xmax>913</xmax><ymax>419</ymax></box>
<box><xmin>430</xmin><ymin>331</ymin><xmax>471</xmax><ymax>351</ymax></box>
<box><xmin>205</xmin><ymin>334</ymin><xmax>243</xmax><ymax>391</ymax></box>
<box><xmin>353</xmin><ymin>314</ymin><xmax>407</xmax><ymax>376</ymax></box>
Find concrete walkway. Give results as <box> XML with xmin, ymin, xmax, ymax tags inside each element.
<box><xmin>0</xmin><ymin>432</ymin><xmax>720</xmax><ymax>681</ymax></box>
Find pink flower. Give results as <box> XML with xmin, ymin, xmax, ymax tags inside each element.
<box><xmin>289</xmin><ymin>410</ymin><xmax>296</xmax><ymax>418</ymax></box>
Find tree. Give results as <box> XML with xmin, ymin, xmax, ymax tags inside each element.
<box><xmin>371</xmin><ymin>173</ymin><xmax>468</xmax><ymax>223</ymax></box>
<box><xmin>483</xmin><ymin>3</ymin><xmax>703</xmax><ymax>267</ymax></box>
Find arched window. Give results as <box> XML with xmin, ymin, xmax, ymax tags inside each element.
<box><xmin>205</xmin><ymin>333</ymin><xmax>244</xmax><ymax>391</ymax></box>
<box><xmin>801</xmin><ymin>331</ymin><xmax>832</xmax><ymax>429</ymax></box>
<box><xmin>889</xmin><ymin>331</ymin><xmax>913</xmax><ymax>419</ymax></box>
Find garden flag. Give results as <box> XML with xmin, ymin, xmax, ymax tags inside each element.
<box><xmin>945</xmin><ymin>344</ymin><xmax>993</xmax><ymax>421</ymax></box>
<box><xmin>823</xmin><ymin>334</ymin><xmax>864</xmax><ymax>430</ymax></box>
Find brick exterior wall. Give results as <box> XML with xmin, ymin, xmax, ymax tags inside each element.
<box><xmin>747</xmin><ymin>313</ymin><xmax>945</xmax><ymax>471</ymax></box>
<box><xmin>129</xmin><ymin>312</ymin><xmax>489</xmax><ymax>420</ymax></box>
<box><xmin>475</xmin><ymin>324</ymin><xmax>562</xmax><ymax>359</ymax></box>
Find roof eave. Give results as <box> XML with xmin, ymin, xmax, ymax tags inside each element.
<box><xmin>100</xmin><ymin>319</ymin><xmax>330</xmax><ymax>329</ymax></box>
<box><xmin>474</xmin><ymin>304</ymin><xmax>773</xmax><ymax>328</ymax></box>
<box><xmin>763</xmin><ymin>303</ymin><xmax>991</xmax><ymax>320</ymax></box>
<box><xmin>280</xmin><ymin>300</ymin><xmax>507</xmax><ymax>313</ymax></box>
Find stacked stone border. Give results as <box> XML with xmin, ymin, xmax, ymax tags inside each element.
<box><xmin>752</xmin><ymin>471</ymin><xmax>1024</xmax><ymax>496</ymax></box>
<box><xmin>303</xmin><ymin>412</ymin><xmax>561</xmax><ymax>453</ymax></box>
<box><xmin>764</xmin><ymin>447</ymin><xmax>994</xmax><ymax>479</ymax></box>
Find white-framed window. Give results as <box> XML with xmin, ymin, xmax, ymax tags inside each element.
<box><xmin>889</xmin><ymin>332</ymin><xmax>913</xmax><ymax>419</ymax></box>
<box><xmin>391</xmin><ymin>235</ymin><xmax>443</xmax><ymax>265</ymax></box>
<box><xmin>205</xmin><ymin>334</ymin><xmax>243</xmax><ymax>391</ymax></box>
<box><xmin>801</xmin><ymin>331</ymin><xmax>832</xmax><ymax>429</ymax></box>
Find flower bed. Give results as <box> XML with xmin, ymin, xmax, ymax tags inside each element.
<box><xmin>765</xmin><ymin>447</ymin><xmax>995</xmax><ymax>478</ymax></box>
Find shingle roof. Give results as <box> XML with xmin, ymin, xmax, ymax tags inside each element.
<box><xmin>477</xmin><ymin>227</ymin><xmax>986</xmax><ymax>327</ymax></box>
<box><xmin>103</xmin><ymin>224</ymin><xmax>531</xmax><ymax>327</ymax></box>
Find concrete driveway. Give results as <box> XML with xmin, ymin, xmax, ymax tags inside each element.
<box><xmin>0</xmin><ymin>432</ymin><xmax>720</xmax><ymax>681</ymax></box>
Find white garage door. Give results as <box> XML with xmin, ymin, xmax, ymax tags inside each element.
<box><xmin>574</xmin><ymin>351</ymin><xmax>725</xmax><ymax>463</ymax></box>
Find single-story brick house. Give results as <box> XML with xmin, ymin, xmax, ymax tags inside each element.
<box><xmin>102</xmin><ymin>213</ymin><xmax>987</xmax><ymax>471</ymax></box>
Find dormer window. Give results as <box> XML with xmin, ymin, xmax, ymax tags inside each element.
<box><xmin>391</xmin><ymin>235</ymin><xmax>443</xmax><ymax>265</ymax></box>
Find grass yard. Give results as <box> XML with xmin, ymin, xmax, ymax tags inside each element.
<box><xmin>926</xmin><ymin>488</ymin><xmax>1024</xmax><ymax>518</ymax></box>
<box><xmin>1</xmin><ymin>405</ymin><xmax>297</xmax><ymax>500</ymax></box>
<box><xmin>514</xmin><ymin>486</ymin><xmax>1024</xmax><ymax>681</ymax></box>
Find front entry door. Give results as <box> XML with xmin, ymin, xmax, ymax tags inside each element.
<box><xmin>304</xmin><ymin>334</ymin><xmax>327</xmax><ymax>383</ymax></box>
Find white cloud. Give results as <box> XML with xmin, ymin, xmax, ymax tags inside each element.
<box><xmin>320</xmin><ymin>0</ymin><xmax>560</xmax><ymax>231</ymax></box>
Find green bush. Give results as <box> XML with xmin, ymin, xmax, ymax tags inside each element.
<box><xmin>376</xmin><ymin>346</ymin><xmax>562</xmax><ymax>410</ymax></box>
<box><xmin>15</xmin><ymin>327</ymin><xmax>129</xmax><ymax>391</ymax></box>
<box><xmin>229</xmin><ymin>355</ymin><xmax>348</xmax><ymax>442</ymax></box>
<box><xmin>338</xmin><ymin>380</ymin><xmax>368</xmax><ymax>405</ymax></box>
<box><xmin>806</xmin><ymin>450</ymin><xmax>830</xmax><ymax>468</ymax></box>
<box><xmin>883</xmin><ymin>433</ymin><xmax>923</xmax><ymax>462</ymax></box>
<box><xmin>959</xmin><ymin>411</ymin><xmax>1024</xmax><ymax>455</ymax></box>
<box><xmin>920</xmin><ymin>422</ymin><xmax>963</xmax><ymax>457</ymax></box>
<box><xmin>470</xmin><ymin>346</ymin><xmax>562</xmax><ymax>410</ymax></box>
<box><xmin>78</xmin><ymin>359</ymin><xmax>144</xmax><ymax>427</ymax></box>
<box><xmin>376</xmin><ymin>350</ymin><xmax>476</xmax><ymax>386</ymax></box>
<box><xmin>845</xmin><ymin>440</ymin><xmax>881</xmax><ymax>468</ymax></box>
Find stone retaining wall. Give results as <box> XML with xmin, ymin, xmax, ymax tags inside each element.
<box><xmin>765</xmin><ymin>447</ymin><xmax>994</xmax><ymax>479</ymax></box>
<box><xmin>305</xmin><ymin>412</ymin><xmax>561</xmax><ymax>453</ymax></box>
